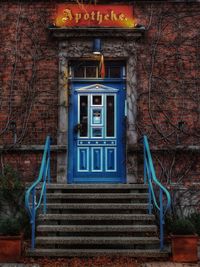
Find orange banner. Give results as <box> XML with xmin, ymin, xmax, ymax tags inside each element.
<box><xmin>55</xmin><ymin>4</ymin><xmax>135</xmax><ymax>28</ymax></box>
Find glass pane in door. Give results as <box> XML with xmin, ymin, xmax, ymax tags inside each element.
<box><xmin>106</xmin><ymin>95</ymin><xmax>115</xmax><ymax>137</ymax></box>
<box><xmin>79</xmin><ymin>95</ymin><xmax>88</xmax><ymax>137</ymax></box>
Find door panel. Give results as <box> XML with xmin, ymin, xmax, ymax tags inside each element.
<box><xmin>106</xmin><ymin>148</ymin><xmax>116</xmax><ymax>172</ymax></box>
<box><xmin>92</xmin><ymin>148</ymin><xmax>103</xmax><ymax>172</ymax></box>
<box><xmin>68</xmin><ymin>82</ymin><xmax>126</xmax><ymax>183</ymax></box>
<box><xmin>78</xmin><ymin>148</ymin><xmax>89</xmax><ymax>172</ymax></box>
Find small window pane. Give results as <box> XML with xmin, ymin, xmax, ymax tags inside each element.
<box><xmin>92</xmin><ymin>95</ymin><xmax>102</xmax><ymax>106</ymax></box>
<box><xmin>92</xmin><ymin>128</ymin><xmax>102</xmax><ymax>137</ymax></box>
<box><xmin>106</xmin><ymin>96</ymin><xmax>115</xmax><ymax>137</ymax></box>
<box><xmin>105</xmin><ymin>67</ymin><xmax>109</xmax><ymax>78</ymax></box>
<box><xmin>86</xmin><ymin>66</ymin><xmax>97</xmax><ymax>78</ymax></box>
<box><xmin>74</xmin><ymin>66</ymin><xmax>84</xmax><ymax>78</ymax></box>
<box><xmin>92</xmin><ymin>109</ymin><xmax>102</xmax><ymax>124</ymax></box>
<box><xmin>110</xmin><ymin>66</ymin><xmax>121</xmax><ymax>78</ymax></box>
<box><xmin>80</xmin><ymin>96</ymin><xmax>88</xmax><ymax>137</ymax></box>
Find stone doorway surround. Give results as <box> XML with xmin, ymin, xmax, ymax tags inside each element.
<box><xmin>49</xmin><ymin>27</ymin><xmax>145</xmax><ymax>183</ymax></box>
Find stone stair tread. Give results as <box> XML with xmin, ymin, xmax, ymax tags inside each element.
<box><xmin>46</xmin><ymin>184</ymin><xmax>148</xmax><ymax>189</ymax></box>
<box><xmin>27</xmin><ymin>248</ymin><xmax>168</xmax><ymax>257</ymax></box>
<box><xmin>43</xmin><ymin>203</ymin><xmax>150</xmax><ymax>209</ymax></box>
<box><xmin>38</xmin><ymin>214</ymin><xmax>155</xmax><ymax>220</ymax></box>
<box><xmin>37</xmin><ymin>224</ymin><xmax>157</xmax><ymax>232</ymax></box>
<box><xmin>26</xmin><ymin>183</ymin><xmax>167</xmax><ymax>259</ymax></box>
<box><xmin>36</xmin><ymin>236</ymin><xmax>159</xmax><ymax>244</ymax></box>
<box><xmin>46</xmin><ymin>193</ymin><xmax>148</xmax><ymax>199</ymax></box>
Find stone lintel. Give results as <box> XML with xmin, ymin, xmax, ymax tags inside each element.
<box><xmin>49</xmin><ymin>27</ymin><xmax>145</xmax><ymax>40</ymax></box>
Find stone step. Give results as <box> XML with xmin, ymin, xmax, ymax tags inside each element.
<box><xmin>46</xmin><ymin>184</ymin><xmax>148</xmax><ymax>190</ymax></box>
<box><xmin>42</xmin><ymin>203</ymin><xmax>150</xmax><ymax>210</ymax></box>
<box><xmin>37</xmin><ymin>224</ymin><xmax>157</xmax><ymax>233</ymax></box>
<box><xmin>38</xmin><ymin>213</ymin><xmax>155</xmax><ymax>221</ymax></box>
<box><xmin>36</xmin><ymin>236</ymin><xmax>159</xmax><ymax>245</ymax></box>
<box><xmin>27</xmin><ymin>248</ymin><xmax>168</xmax><ymax>258</ymax></box>
<box><xmin>45</xmin><ymin>184</ymin><xmax>148</xmax><ymax>194</ymax></box>
<box><xmin>26</xmin><ymin>182</ymin><xmax>167</xmax><ymax>258</ymax></box>
<box><xmin>46</xmin><ymin>193</ymin><xmax>148</xmax><ymax>199</ymax></box>
<box><xmin>46</xmin><ymin>192</ymin><xmax>148</xmax><ymax>203</ymax></box>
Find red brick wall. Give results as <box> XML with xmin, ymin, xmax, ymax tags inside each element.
<box><xmin>0</xmin><ymin>151</ymin><xmax>57</xmax><ymax>183</ymax></box>
<box><xmin>0</xmin><ymin>1</ymin><xmax>200</xmax><ymax>190</ymax></box>
<box><xmin>0</xmin><ymin>2</ymin><xmax>58</xmax><ymax>146</ymax></box>
<box><xmin>134</xmin><ymin>3</ymin><xmax>200</xmax><ymax>195</ymax></box>
<box><xmin>0</xmin><ymin>2</ymin><xmax>58</xmax><ymax>180</ymax></box>
<box><xmin>135</xmin><ymin>2</ymin><xmax>200</xmax><ymax>146</ymax></box>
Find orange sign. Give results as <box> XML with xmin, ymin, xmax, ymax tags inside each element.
<box><xmin>55</xmin><ymin>4</ymin><xmax>135</xmax><ymax>28</ymax></box>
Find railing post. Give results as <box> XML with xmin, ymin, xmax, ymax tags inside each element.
<box><xmin>144</xmin><ymin>140</ymin><xmax>147</xmax><ymax>184</ymax></box>
<box><xmin>148</xmin><ymin>179</ymin><xmax>152</xmax><ymax>215</ymax></box>
<box><xmin>159</xmin><ymin>188</ymin><xmax>164</xmax><ymax>250</ymax></box>
<box><xmin>48</xmin><ymin>138</ymin><xmax>51</xmax><ymax>183</ymax></box>
<box><xmin>144</xmin><ymin>157</ymin><xmax>147</xmax><ymax>184</ymax></box>
<box><xmin>43</xmin><ymin>181</ymin><xmax>46</xmax><ymax>214</ymax></box>
<box><xmin>31</xmin><ymin>188</ymin><xmax>36</xmax><ymax>250</ymax></box>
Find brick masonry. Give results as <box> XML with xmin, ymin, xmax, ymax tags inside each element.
<box><xmin>0</xmin><ymin>1</ymin><xmax>200</xmax><ymax>208</ymax></box>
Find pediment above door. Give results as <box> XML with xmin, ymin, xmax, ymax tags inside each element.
<box><xmin>75</xmin><ymin>84</ymin><xmax>119</xmax><ymax>93</ymax></box>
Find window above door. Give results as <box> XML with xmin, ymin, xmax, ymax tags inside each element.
<box><xmin>70</xmin><ymin>60</ymin><xmax>126</xmax><ymax>79</ymax></box>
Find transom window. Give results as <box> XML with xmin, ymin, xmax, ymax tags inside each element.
<box><xmin>70</xmin><ymin>60</ymin><xmax>125</xmax><ymax>79</ymax></box>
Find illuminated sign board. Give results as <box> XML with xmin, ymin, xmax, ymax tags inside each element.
<box><xmin>55</xmin><ymin>4</ymin><xmax>135</xmax><ymax>28</ymax></box>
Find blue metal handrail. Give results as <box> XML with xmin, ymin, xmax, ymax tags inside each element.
<box><xmin>25</xmin><ymin>136</ymin><xmax>51</xmax><ymax>250</ymax></box>
<box><xmin>143</xmin><ymin>135</ymin><xmax>171</xmax><ymax>250</ymax></box>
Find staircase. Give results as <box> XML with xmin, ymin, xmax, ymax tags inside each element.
<box><xmin>27</xmin><ymin>184</ymin><xmax>168</xmax><ymax>258</ymax></box>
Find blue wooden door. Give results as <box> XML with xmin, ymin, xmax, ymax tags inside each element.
<box><xmin>68</xmin><ymin>82</ymin><xmax>126</xmax><ymax>183</ymax></box>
